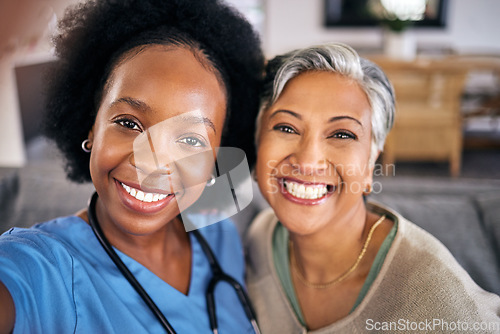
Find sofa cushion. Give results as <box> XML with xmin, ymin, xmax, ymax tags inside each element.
<box><xmin>474</xmin><ymin>190</ymin><xmax>500</xmax><ymax>263</ymax></box>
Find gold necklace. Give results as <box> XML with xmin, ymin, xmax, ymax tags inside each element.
<box><xmin>289</xmin><ymin>215</ymin><xmax>386</xmax><ymax>289</ymax></box>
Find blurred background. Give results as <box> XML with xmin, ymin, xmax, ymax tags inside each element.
<box><xmin>0</xmin><ymin>0</ymin><xmax>499</xmax><ymax>293</ymax></box>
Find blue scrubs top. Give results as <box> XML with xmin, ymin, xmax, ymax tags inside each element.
<box><xmin>0</xmin><ymin>215</ymin><xmax>253</xmax><ymax>333</ymax></box>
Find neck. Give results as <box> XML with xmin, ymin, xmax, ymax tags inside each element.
<box><xmin>289</xmin><ymin>202</ymin><xmax>372</xmax><ymax>284</ymax></box>
<box><xmin>93</xmin><ymin>197</ymin><xmax>190</xmax><ymax>267</ymax></box>
<box><xmin>90</xmin><ymin>194</ymin><xmax>192</xmax><ymax>294</ymax></box>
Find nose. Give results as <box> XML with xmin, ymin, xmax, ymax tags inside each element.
<box><xmin>130</xmin><ymin>132</ymin><xmax>175</xmax><ymax>194</ymax></box>
<box><xmin>288</xmin><ymin>135</ymin><xmax>329</xmax><ymax>175</ymax></box>
<box><xmin>131</xmin><ymin>130</ymin><xmax>173</xmax><ymax>175</ymax></box>
<box><xmin>131</xmin><ymin>150</ymin><xmax>173</xmax><ymax>176</ymax></box>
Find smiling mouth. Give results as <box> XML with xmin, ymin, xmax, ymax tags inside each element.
<box><xmin>282</xmin><ymin>179</ymin><xmax>335</xmax><ymax>200</ymax></box>
<box><xmin>119</xmin><ymin>182</ymin><xmax>173</xmax><ymax>203</ymax></box>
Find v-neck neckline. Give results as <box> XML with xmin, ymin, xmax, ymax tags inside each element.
<box><xmin>71</xmin><ymin>216</ymin><xmax>206</xmax><ymax>299</ymax></box>
<box><xmin>112</xmin><ymin>231</ymin><xmax>203</xmax><ymax>299</ymax></box>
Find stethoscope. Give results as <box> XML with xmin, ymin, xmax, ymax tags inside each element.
<box><xmin>87</xmin><ymin>192</ymin><xmax>261</xmax><ymax>334</ymax></box>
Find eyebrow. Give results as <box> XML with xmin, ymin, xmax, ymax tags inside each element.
<box><xmin>110</xmin><ymin>97</ymin><xmax>152</xmax><ymax>113</ymax></box>
<box><xmin>176</xmin><ymin>115</ymin><xmax>216</xmax><ymax>134</ymax></box>
<box><xmin>269</xmin><ymin>109</ymin><xmax>302</xmax><ymax>120</ymax></box>
<box><xmin>270</xmin><ymin>110</ymin><xmax>362</xmax><ymax>126</ymax></box>
<box><xmin>110</xmin><ymin>97</ymin><xmax>216</xmax><ymax>133</ymax></box>
<box><xmin>328</xmin><ymin>116</ymin><xmax>362</xmax><ymax>126</ymax></box>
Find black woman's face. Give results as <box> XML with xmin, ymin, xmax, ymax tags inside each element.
<box><xmin>87</xmin><ymin>45</ymin><xmax>227</xmax><ymax>236</ymax></box>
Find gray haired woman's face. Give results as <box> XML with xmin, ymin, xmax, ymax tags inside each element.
<box><xmin>255</xmin><ymin>71</ymin><xmax>375</xmax><ymax>235</ymax></box>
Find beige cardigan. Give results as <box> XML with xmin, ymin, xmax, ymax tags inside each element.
<box><xmin>245</xmin><ymin>203</ymin><xmax>500</xmax><ymax>334</ymax></box>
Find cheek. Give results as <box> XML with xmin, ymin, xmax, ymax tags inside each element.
<box><xmin>175</xmin><ymin>150</ymin><xmax>214</xmax><ymax>188</ymax></box>
<box><xmin>89</xmin><ymin>145</ymin><xmax>116</xmax><ymax>181</ymax></box>
<box><xmin>332</xmin><ymin>147</ymin><xmax>373</xmax><ymax>194</ymax></box>
<box><xmin>175</xmin><ymin>183</ymin><xmax>206</xmax><ymax>213</ymax></box>
<box><xmin>336</xmin><ymin>152</ymin><xmax>368</xmax><ymax>177</ymax></box>
<box><xmin>90</xmin><ymin>129</ymin><xmax>133</xmax><ymax>177</ymax></box>
<box><xmin>255</xmin><ymin>143</ymin><xmax>284</xmax><ymax>199</ymax></box>
<box><xmin>331</xmin><ymin>135</ymin><xmax>372</xmax><ymax>171</ymax></box>
<box><xmin>256</xmin><ymin>140</ymin><xmax>277</xmax><ymax>178</ymax></box>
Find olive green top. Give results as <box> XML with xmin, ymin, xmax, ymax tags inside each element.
<box><xmin>272</xmin><ymin>218</ymin><xmax>398</xmax><ymax>327</ymax></box>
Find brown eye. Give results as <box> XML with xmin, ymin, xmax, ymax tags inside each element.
<box><xmin>330</xmin><ymin>131</ymin><xmax>356</xmax><ymax>140</ymax></box>
<box><xmin>177</xmin><ymin>136</ymin><xmax>206</xmax><ymax>148</ymax></box>
<box><xmin>273</xmin><ymin>124</ymin><xmax>298</xmax><ymax>134</ymax></box>
<box><xmin>115</xmin><ymin>118</ymin><xmax>142</xmax><ymax>131</ymax></box>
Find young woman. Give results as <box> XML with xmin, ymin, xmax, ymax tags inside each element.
<box><xmin>246</xmin><ymin>43</ymin><xmax>500</xmax><ymax>333</ymax></box>
<box><xmin>0</xmin><ymin>0</ymin><xmax>263</xmax><ymax>333</ymax></box>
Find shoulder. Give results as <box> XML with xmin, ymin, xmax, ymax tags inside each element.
<box><xmin>243</xmin><ymin>208</ymin><xmax>303</xmax><ymax>333</ymax></box>
<box><xmin>370</xmin><ymin>201</ymin><xmax>487</xmax><ymax>285</ymax></box>
<box><xmin>244</xmin><ymin>208</ymin><xmax>277</xmax><ymax>274</ymax></box>
<box><xmin>368</xmin><ymin>201</ymin><xmax>464</xmax><ymax>262</ymax></box>
<box><xmin>245</xmin><ymin>207</ymin><xmax>277</xmax><ymax>249</ymax></box>
<box><xmin>243</xmin><ymin>207</ymin><xmax>278</xmax><ymax>289</ymax></box>
<box><xmin>391</xmin><ymin>212</ymin><xmax>477</xmax><ymax>281</ymax></box>
<box><xmin>364</xmin><ymin>203</ymin><xmax>500</xmax><ymax>323</ymax></box>
<box><xmin>0</xmin><ymin>216</ymin><xmax>84</xmax><ymax>255</ymax></box>
<box><xmin>0</xmin><ymin>216</ymin><xmax>84</xmax><ymax>280</ymax></box>
<box><xmin>0</xmin><ymin>217</ymin><xmax>83</xmax><ymax>332</ymax></box>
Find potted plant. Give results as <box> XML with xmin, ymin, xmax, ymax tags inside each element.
<box><xmin>369</xmin><ymin>0</ymin><xmax>427</xmax><ymax>59</ymax></box>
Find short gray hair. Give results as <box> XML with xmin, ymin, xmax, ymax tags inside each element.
<box><xmin>256</xmin><ymin>43</ymin><xmax>395</xmax><ymax>164</ymax></box>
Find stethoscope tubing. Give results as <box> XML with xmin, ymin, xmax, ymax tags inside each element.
<box><xmin>87</xmin><ymin>192</ymin><xmax>260</xmax><ymax>334</ymax></box>
<box><xmin>88</xmin><ymin>192</ymin><xmax>177</xmax><ymax>333</ymax></box>
<box><xmin>192</xmin><ymin>230</ymin><xmax>260</xmax><ymax>334</ymax></box>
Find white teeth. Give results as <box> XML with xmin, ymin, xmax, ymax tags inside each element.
<box><xmin>136</xmin><ymin>190</ymin><xmax>145</xmax><ymax>201</ymax></box>
<box><xmin>284</xmin><ymin>180</ymin><xmax>328</xmax><ymax>200</ymax></box>
<box><xmin>144</xmin><ymin>193</ymin><xmax>153</xmax><ymax>202</ymax></box>
<box><xmin>120</xmin><ymin>182</ymin><xmax>170</xmax><ymax>203</ymax></box>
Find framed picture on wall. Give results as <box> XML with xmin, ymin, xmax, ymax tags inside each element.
<box><xmin>324</xmin><ymin>0</ymin><xmax>448</xmax><ymax>28</ymax></box>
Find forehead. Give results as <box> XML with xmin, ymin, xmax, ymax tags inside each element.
<box><xmin>271</xmin><ymin>71</ymin><xmax>371</xmax><ymax>121</ymax></box>
<box><xmin>103</xmin><ymin>46</ymin><xmax>227</xmax><ymax>119</ymax></box>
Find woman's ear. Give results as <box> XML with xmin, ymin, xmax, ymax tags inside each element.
<box><xmin>88</xmin><ymin>127</ymin><xmax>94</xmax><ymax>145</ymax></box>
<box><xmin>82</xmin><ymin>127</ymin><xmax>95</xmax><ymax>152</ymax></box>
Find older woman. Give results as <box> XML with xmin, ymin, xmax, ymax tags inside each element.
<box><xmin>245</xmin><ymin>43</ymin><xmax>500</xmax><ymax>333</ymax></box>
<box><xmin>0</xmin><ymin>0</ymin><xmax>263</xmax><ymax>333</ymax></box>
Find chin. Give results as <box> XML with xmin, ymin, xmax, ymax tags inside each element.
<box><xmin>274</xmin><ymin>209</ymin><xmax>328</xmax><ymax>236</ymax></box>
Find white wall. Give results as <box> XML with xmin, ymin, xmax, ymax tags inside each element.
<box><xmin>0</xmin><ymin>58</ymin><xmax>26</xmax><ymax>167</ymax></box>
<box><xmin>0</xmin><ymin>0</ymin><xmax>78</xmax><ymax>167</ymax></box>
<box><xmin>262</xmin><ymin>0</ymin><xmax>500</xmax><ymax>57</ymax></box>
